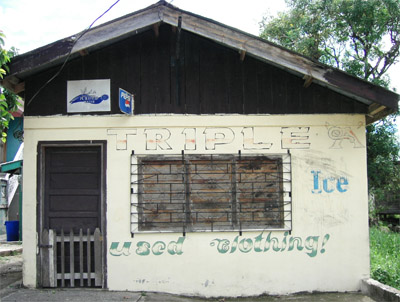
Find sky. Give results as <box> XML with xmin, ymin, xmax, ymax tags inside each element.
<box><xmin>0</xmin><ymin>0</ymin><xmax>287</xmax><ymax>52</ymax></box>
<box><xmin>1</xmin><ymin>0</ymin><xmax>399</xmax><ymax>136</ymax></box>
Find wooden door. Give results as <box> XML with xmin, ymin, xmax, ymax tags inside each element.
<box><xmin>43</xmin><ymin>146</ymin><xmax>102</xmax><ymax>233</ymax></box>
<box><xmin>39</xmin><ymin>143</ymin><xmax>106</xmax><ymax>288</ymax></box>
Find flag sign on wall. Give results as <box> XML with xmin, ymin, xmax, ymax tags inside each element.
<box><xmin>67</xmin><ymin>79</ymin><xmax>111</xmax><ymax>113</ymax></box>
<box><xmin>119</xmin><ymin>88</ymin><xmax>134</xmax><ymax>115</ymax></box>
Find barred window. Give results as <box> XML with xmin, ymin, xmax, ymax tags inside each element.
<box><xmin>131</xmin><ymin>154</ymin><xmax>291</xmax><ymax>233</ymax></box>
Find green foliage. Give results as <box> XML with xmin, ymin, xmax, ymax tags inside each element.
<box><xmin>260</xmin><ymin>0</ymin><xmax>400</xmax><ymax>201</ymax></box>
<box><xmin>260</xmin><ymin>0</ymin><xmax>400</xmax><ymax>87</ymax></box>
<box><xmin>0</xmin><ymin>31</ymin><xmax>21</xmax><ymax>143</ymax></box>
<box><xmin>367</xmin><ymin>115</ymin><xmax>400</xmax><ymax>201</ymax></box>
<box><xmin>260</xmin><ymin>0</ymin><xmax>334</xmax><ymax>62</ymax></box>
<box><xmin>0</xmin><ymin>31</ymin><xmax>11</xmax><ymax>79</ymax></box>
<box><xmin>370</xmin><ymin>226</ymin><xmax>400</xmax><ymax>289</ymax></box>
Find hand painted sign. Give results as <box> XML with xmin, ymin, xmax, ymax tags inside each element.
<box><xmin>109</xmin><ymin>237</ymin><xmax>186</xmax><ymax>256</ymax></box>
<box><xmin>67</xmin><ymin>79</ymin><xmax>110</xmax><ymax>113</ymax></box>
<box><xmin>210</xmin><ymin>232</ymin><xmax>330</xmax><ymax>257</ymax></box>
<box><xmin>107</xmin><ymin>127</ymin><xmax>312</xmax><ymax>151</ymax></box>
<box><xmin>109</xmin><ymin>232</ymin><xmax>330</xmax><ymax>258</ymax></box>
<box><xmin>311</xmin><ymin>170</ymin><xmax>349</xmax><ymax>194</ymax></box>
<box><xmin>119</xmin><ymin>88</ymin><xmax>134</xmax><ymax>115</ymax></box>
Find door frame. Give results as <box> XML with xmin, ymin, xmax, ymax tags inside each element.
<box><xmin>36</xmin><ymin>140</ymin><xmax>107</xmax><ymax>288</ymax></box>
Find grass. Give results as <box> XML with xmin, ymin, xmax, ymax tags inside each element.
<box><xmin>370</xmin><ymin>226</ymin><xmax>400</xmax><ymax>290</ymax></box>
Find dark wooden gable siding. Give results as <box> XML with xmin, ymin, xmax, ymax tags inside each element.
<box><xmin>24</xmin><ymin>23</ymin><xmax>367</xmax><ymax>116</ymax></box>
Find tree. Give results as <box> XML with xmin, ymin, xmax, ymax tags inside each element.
<box><xmin>0</xmin><ymin>31</ymin><xmax>20</xmax><ymax>143</ymax></box>
<box><xmin>260</xmin><ymin>0</ymin><xmax>400</xmax><ymax>87</ymax></box>
<box><xmin>260</xmin><ymin>0</ymin><xmax>400</xmax><ymax>199</ymax></box>
<box><xmin>367</xmin><ymin>118</ymin><xmax>400</xmax><ymax>202</ymax></box>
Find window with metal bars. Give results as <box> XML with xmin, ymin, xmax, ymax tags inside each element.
<box><xmin>130</xmin><ymin>154</ymin><xmax>291</xmax><ymax>233</ymax></box>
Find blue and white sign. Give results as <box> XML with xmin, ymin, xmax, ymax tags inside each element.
<box><xmin>67</xmin><ymin>79</ymin><xmax>110</xmax><ymax>113</ymax></box>
<box><xmin>119</xmin><ymin>88</ymin><xmax>134</xmax><ymax>115</ymax></box>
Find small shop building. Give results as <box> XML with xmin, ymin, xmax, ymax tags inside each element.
<box><xmin>3</xmin><ymin>1</ymin><xmax>399</xmax><ymax>297</ymax></box>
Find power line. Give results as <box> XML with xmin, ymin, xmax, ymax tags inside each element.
<box><xmin>26</xmin><ymin>0</ymin><xmax>121</xmax><ymax>107</ymax></box>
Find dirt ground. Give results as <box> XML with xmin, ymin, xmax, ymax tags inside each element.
<box><xmin>0</xmin><ymin>253</ymin><xmax>23</xmax><ymax>290</ymax></box>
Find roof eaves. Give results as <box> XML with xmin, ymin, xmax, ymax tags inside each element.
<box><xmin>71</xmin><ymin>5</ymin><xmax>163</xmax><ymax>55</ymax></box>
<box><xmin>161</xmin><ymin>7</ymin><xmax>399</xmax><ymax>112</ymax></box>
<box><xmin>3</xmin><ymin>0</ymin><xmax>399</xmax><ymax>123</ymax></box>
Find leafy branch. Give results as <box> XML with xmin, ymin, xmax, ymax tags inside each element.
<box><xmin>0</xmin><ymin>31</ymin><xmax>21</xmax><ymax>143</ymax></box>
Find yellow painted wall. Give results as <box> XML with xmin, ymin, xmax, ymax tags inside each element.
<box><xmin>22</xmin><ymin>114</ymin><xmax>369</xmax><ymax>297</ymax></box>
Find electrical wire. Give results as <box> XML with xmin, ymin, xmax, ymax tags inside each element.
<box><xmin>26</xmin><ymin>0</ymin><xmax>121</xmax><ymax>107</ymax></box>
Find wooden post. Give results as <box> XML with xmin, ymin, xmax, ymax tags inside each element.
<box><xmin>61</xmin><ymin>229</ymin><xmax>65</xmax><ymax>287</ymax></box>
<box><xmin>239</xmin><ymin>49</ymin><xmax>246</xmax><ymax>61</ymax></box>
<box><xmin>94</xmin><ymin>228</ymin><xmax>102</xmax><ymax>287</ymax></box>
<box><xmin>49</xmin><ymin>229</ymin><xmax>57</xmax><ymax>287</ymax></box>
<box><xmin>41</xmin><ymin>229</ymin><xmax>50</xmax><ymax>287</ymax></box>
<box><xmin>79</xmin><ymin>229</ymin><xmax>84</xmax><ymax>286</ymax></box>
<box><xmin>87</xmin><ymin>228</ymin><xmax>91</xmax><ymax>287</ymax></box>
<box><xmin>69</xmin><ymin>229</ymin><xmax>75</xmax><ymax>287</ymax></box>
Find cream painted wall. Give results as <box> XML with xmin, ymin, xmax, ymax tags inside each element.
<box><xmin>22</xmin><ymin>114</ymin><xmax>369</xmax><ymax>297</ymax></box>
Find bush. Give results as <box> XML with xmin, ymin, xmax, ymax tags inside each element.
<box><xmin>370</xmin><ymin>226</ymin><xmax>400</xmax><ymax>289</ymax></box>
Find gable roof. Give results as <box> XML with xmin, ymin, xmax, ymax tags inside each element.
<box><xmin>2</xmin><ymin>0</ymin><xmax>398</xmax><ymax>123</ymax></box>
